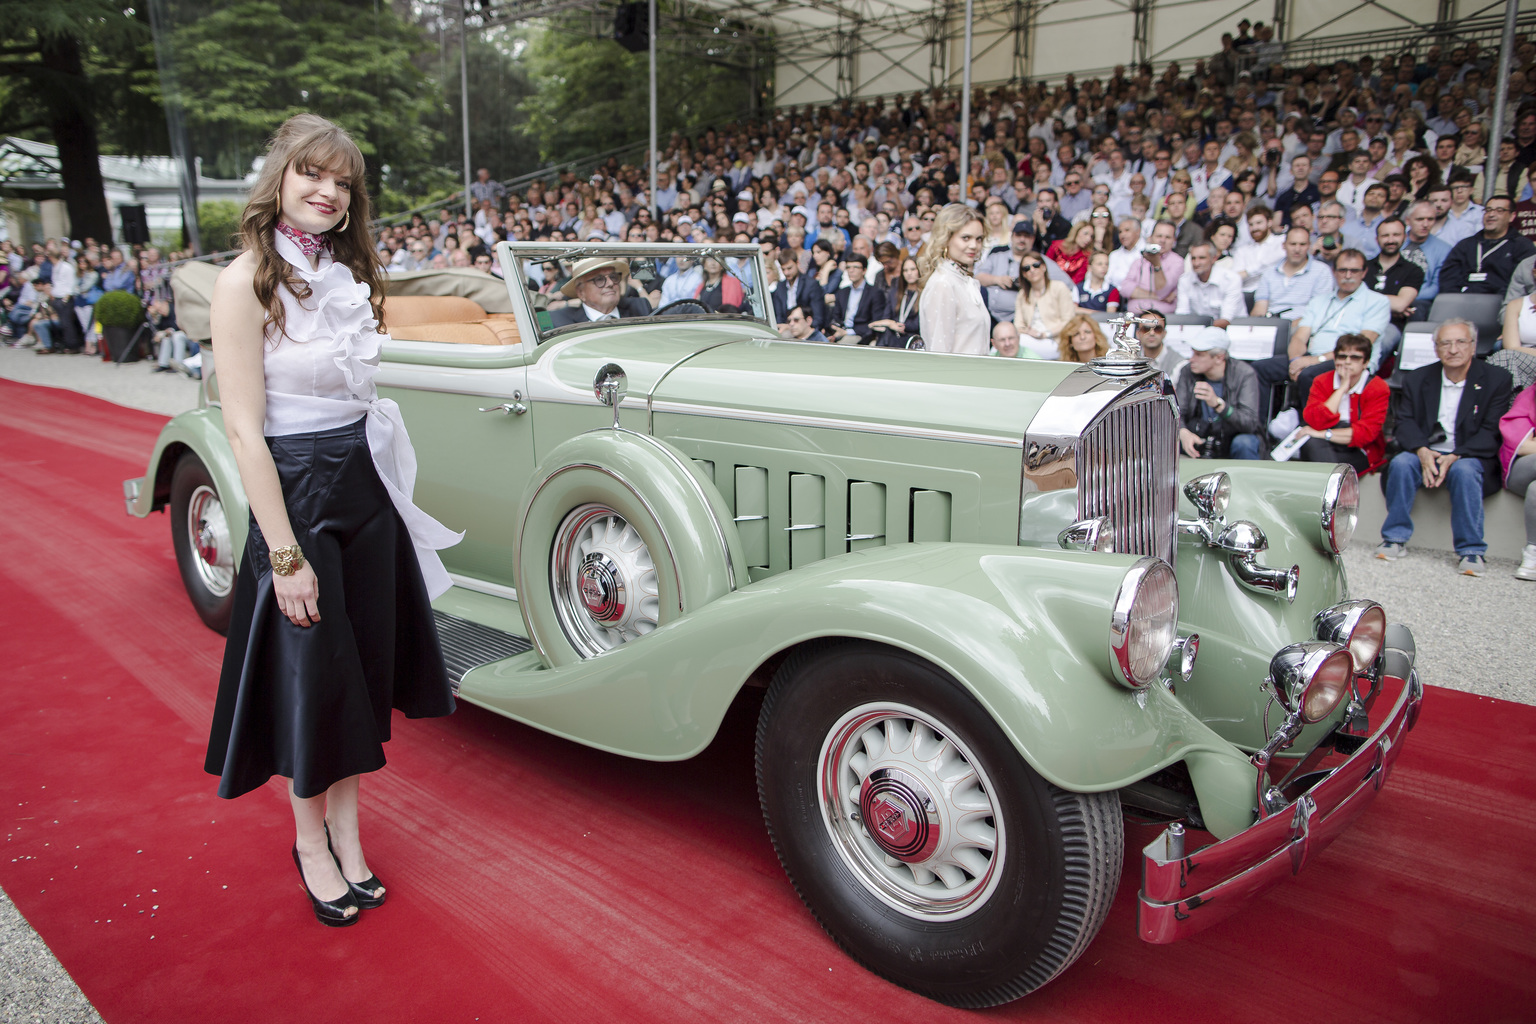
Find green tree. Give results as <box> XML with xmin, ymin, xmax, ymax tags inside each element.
<box><xmin>165</xmin><ymin>0</ymin><xmax>447</xmax><ymax>195</ymax></box>
<box><xmin>0</xmin><ymin>0</ymin><xmax>164</xmax><ymax>241</ymax></box>
<box><xmin>197</xmin><ymin>199</ymin><xmax>243</xmax><ymax>251</ymax></box>
<box><xmin>518</xmin><ymin>15</ymin><xmax>763</xmax><ymax>165</ymax></box>
<box><xmin>429</xmin><ymin>26</ymin><xmax>539</xmax><ymax>183</ymax></box>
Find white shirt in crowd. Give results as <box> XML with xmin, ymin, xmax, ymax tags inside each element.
<box><xmin>1175</xmin><ymin>264</ymin><xmax>1246</xmax><ymax>321</ymax></box>
<box><xmin>1335</xmin><ymin>176</ymin><xmax>1380</xmax><ymax>215</ymax></box>
<box><xmin>1107</xmin><ymin>243</ymin><xmax>1147</xmax><ymax>289</ymax></box>
<box><xmin>1230</xmin><ymin>233</ymin><xmax>1286</xmax><ymax>291</ymax></box>
<box><xmin>49</xmin><ymin>257</ymin><xmax>77</xmax><ymax>300</ymax></box>
<box><xmin>1433</xmin><ymin>372</ymin><xmax>1465</xmax><ymax>452</ymax></box>
<box><xmin>1330</xmin><ymin>368</ymin><xmax>1370</xmax><ymax>425</ymax></box>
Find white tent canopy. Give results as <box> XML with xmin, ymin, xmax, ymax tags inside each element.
<box><xmin>665</xmin><ymin>0</ymin><xmax>1511</xmax><ymax>107</ymax></box>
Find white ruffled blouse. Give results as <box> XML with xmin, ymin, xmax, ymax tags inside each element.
<box><xmin>263</xmin><ymin>231</ymin><xmax>462</xmax><ymax>598</ymax></box>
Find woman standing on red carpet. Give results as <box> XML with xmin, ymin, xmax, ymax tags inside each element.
<box><xmin>203</xmin><ymin>114</ymin><xmax>461</xmax><ymax>927</ymax></box>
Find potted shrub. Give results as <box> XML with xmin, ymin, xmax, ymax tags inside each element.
<box><xmin>96</xmin><ymin>290</ymin><xmax>146</xmax><ymax>363</ymax></box>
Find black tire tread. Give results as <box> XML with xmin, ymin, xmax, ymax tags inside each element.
<box><xmin>754</xmin><ymin>640</ymin><xmax>1124</xmax><ymax>1008</ymax></box>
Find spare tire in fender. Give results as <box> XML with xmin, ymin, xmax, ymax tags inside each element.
<box><xmin>515</xmin><ymin>429</ymin><xmax>747</xmax><ymax>667</ymax></box>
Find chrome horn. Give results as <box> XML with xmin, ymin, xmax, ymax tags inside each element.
<box><xmin>1215</xmin><ymin>520</ymin><xmax>1300</xmax><ymax>603</ymax></box>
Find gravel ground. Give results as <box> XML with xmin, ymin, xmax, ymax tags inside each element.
<box><xmin>0</xmin><ymin>889</ymin><xmax>103</xmax><ymax>1024</ymax></box>
<box><xmin>0</xmin><ymin>349</ymin><xmax>1530</xmax><ymax>1019</ymax></box>
<box><xmin>0</xmin><ymin>339</ymin><xmax>201</xmax><ymax>417</ymax></box>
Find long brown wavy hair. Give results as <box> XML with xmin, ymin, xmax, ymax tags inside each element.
<box><xmin>237</xmin><ymin>114</ymin><xmax>385</xmax><ymax>341</ymax></box>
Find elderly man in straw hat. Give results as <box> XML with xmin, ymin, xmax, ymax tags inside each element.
<box><xmin>548</xmin><ymin>256</ymin><xmax>653</xmax><ymax>327</ymax></box>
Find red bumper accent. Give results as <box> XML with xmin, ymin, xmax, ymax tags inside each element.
<box><xmin>1138</xmin><ymin>670</ymin><xmax>1423</xmax><ymax>943</ymax></box>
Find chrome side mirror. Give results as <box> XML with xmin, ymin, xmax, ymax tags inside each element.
<box><xmin>593</xmin><ymin>363</ymin><xmax>627</xmax><ymax>428</ymax></box>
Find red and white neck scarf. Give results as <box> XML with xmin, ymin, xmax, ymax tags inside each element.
<box><xmin>276</xmin><ymin>220</ymin><xmax>331</xmax><ymax>260</ymax></box>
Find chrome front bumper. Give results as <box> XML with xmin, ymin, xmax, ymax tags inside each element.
<box><xmin>1138</xmin><ymin>639</ymin><xmax>1423</xmax><ymax>943</ymax></box>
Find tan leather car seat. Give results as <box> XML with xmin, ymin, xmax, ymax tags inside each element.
<box><xmin>382</xmin><ymin>295</ymin><xmax>521</xmax><ymax>346</ymax></box>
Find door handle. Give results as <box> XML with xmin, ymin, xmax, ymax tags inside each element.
<box><xmin>479</xmin><ymin>391</ymin><xmax>528</xmax><ymax>416</ymax></box>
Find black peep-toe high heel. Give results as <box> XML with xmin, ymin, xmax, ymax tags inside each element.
<box><xmin>325</xmin><ymin>823</ymin><xmax>387</xmax><ymax>909</ymax></box>
<box><xmin>292</xmin><ymin>845</ymin><xmax>361</xmax><ymax>927</ymax></box>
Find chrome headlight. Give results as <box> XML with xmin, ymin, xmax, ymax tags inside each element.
<box><xmin>1109</xmin><ymin>558</ymin><xmax>1180</xmax><ymax>689</ymax></box>
<box><xmin>1183</xmin><ymin>472</ymin><xmax>1231</xmax><ymax>521</ymax></box>
<box><xmin>1268</xmin><ymin>641</ymin><xmax>1354</xmax><ymax>724</ymax></box>
<box><xmin>1314</xmin><ymin>599</ymin><xmax>1386</xmax><ymax>673</ymax></box>
<box><xmin>1320</xmin><ymin>464</ymin><xmax>1359</xmax><ymax>555</ymax></box>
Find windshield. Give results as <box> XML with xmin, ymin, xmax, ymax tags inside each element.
<box><xmin>497</xmin><ymin>242</ymin><xmax>771</xmax><ymax>343</ymax></box>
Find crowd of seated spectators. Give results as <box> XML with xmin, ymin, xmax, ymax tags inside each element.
<box><xmin>377</xmin><ymin>22</ymin><xmax>1536</xmax><ymax>576</ymax></box>
<box><xmin>1</xmin><ymin>238</ymin><xmax>198</xmax><ymax>375</ymax></box>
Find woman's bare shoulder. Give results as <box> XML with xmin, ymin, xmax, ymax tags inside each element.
<box><xmin>212</xmin><ymin>252</ymin><xmax>260</xmax><ymax>304</ymax></box>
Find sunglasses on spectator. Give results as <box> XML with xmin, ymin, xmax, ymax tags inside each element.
<box><xmin>1333</xmin><ymin>352</ymin><xmax>1367</xmax><ymax>362</ymax></box>
<box><xmin>1021</xmin><ymin>261</ymin><xmax>1044</xmax><ymax>270</ymax></box>
<box><xmin>584</xmin><ymin>272</ymin><xmax>624</xmax><ymax>286</ymax></box>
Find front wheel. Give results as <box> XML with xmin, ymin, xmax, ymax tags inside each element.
<box><xmin>756</xmin><ymin>641</ymin><xmax>1123</xmax><ymax>1007</ymax></box>
<box><xmin>170</xmin><ymin>453</ymin><xmax>236</xmax><ymax>634</ymax></box>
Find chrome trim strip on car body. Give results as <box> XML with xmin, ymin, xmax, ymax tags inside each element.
<box><xmin>645</xmin><ymin>339</ymin><xmax>752</xmax><ymax>434</ymax></box>
<box><xmin>647</xmin><ymin>400</ymin><xmax>1024</xmax><ymax>448</ymax></box>
<box><xmin>447</xmin><ymin>573</ymin><xmax>520</xmax><ymax>602</ymax></box>
<box><xmin>1137</xmin><ymin>640</ymin><xmax>1421</xmax><ymax>944</ymax></box>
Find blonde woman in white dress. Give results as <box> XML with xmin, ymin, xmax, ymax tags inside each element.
<box><xmin>917</xmin><ymin>203</ymin><xmax>990</xmax><ymax>355</ymax></box>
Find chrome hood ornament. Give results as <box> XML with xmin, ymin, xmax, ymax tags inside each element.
<box><xmin>1090</xmin><ymin>316</ymin><xmax>1159</xmax><ymax>377</ymax></box>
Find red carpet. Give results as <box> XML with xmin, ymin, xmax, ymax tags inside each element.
<box><xmin>1</xmin><ymin>375</ymin><xmax>1532</xmax><ymax>1024</ymax></box>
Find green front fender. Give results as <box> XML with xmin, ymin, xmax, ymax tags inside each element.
<box><xmin>128</xmin><ymin>408</ymin><xmax>249</xmax><ymax>564</ymax></box>
<box><xmin>460</xmin><ymin>542</ymin><xmax>1258</xmax><ymax>836</ymax></box>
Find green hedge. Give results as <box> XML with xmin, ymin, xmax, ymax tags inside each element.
<box><xmin>95</xmin><ymin>290</ymin><xmax>145</xmax><ymax>328</ymax></box>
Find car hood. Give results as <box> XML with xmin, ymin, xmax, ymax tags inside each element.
<box><xmin>543</xmin><ymin>321</ymin><xmax>1080</xmax><ymax>445</ymax></box>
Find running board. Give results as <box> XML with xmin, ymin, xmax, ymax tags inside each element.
<box><xmin>433</xmin><ymin>610</ymin><xmax>533</xmax><ymax>693</ymax></box>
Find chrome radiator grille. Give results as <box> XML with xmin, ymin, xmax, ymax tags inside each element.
<box><xmin>1077</xmin><ymin>394</ymin><xmax>1179</xmax><ymax>564</ymax></box>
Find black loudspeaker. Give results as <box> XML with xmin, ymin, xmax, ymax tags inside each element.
<box><xmin>119</xmin><ymin>205</ymin><xmax>150</xmax><ymax>245</ymax></box>
<box><xmin>614</xmin><ymin>2</ymin><xmax>648</xmax><ymax>53</ymax></box>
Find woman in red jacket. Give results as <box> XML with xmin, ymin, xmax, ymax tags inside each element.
<box><xmin>1297</xmin><ymin>333</ymin><xmax>1391</xmax><ymax>473</ymax></box>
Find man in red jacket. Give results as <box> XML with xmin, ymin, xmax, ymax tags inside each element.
<box><xmin>1295</xmin><ymin>333</ymin><xmax>1391</xmax><ymax>473</ymax></box>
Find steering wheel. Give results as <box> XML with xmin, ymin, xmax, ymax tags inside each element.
<box><xmin>650</xmin><ymin>299</ymin><xmax>711</xmax><ymax>317</ymax></box>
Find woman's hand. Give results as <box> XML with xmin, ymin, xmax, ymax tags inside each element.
<box><xmin>273</xmin><ymin>563</ymin><xmax>321</xmax><ymax>628</ymax></box>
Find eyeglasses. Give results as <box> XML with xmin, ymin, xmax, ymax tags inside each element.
<box><xmin>1092</xmin><ymin>212</ymin><xmax>1110</xmax><ymax>219</ymax></box>
<box><xmin>1021</xmin><ymin>261</ymin><xmax>1044</xmax><ymax>270</ymax></box>
<box><xmin>584</xmin><ymin>272</ymin><xmax>624</xmax><ymax>286</ymax></box>
<box><xmin>1451</xmin><ymin>183</ymin><xmax>1473</xmax><ymax>190</ymax></box>
<box><xmin>1435</xmin><ymin>337</ymin><xmax>1475</xmax><ymax>348</ymax></box>
<box><xmin>1333</xmin><ymin>352</ymin><xmax>1367</xmax><ymax>362</ymax></box>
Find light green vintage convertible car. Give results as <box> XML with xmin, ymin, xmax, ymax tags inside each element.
<box><xmin>126</xmin><ymin>243</ymin><xmax>1422</xmax><ymax>1007</ymax></box>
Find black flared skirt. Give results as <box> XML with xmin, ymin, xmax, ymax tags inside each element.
<box><xmin>205</xmin><ymin>417</ymin><xmax>454</xmax><ymax>800</ymax></box>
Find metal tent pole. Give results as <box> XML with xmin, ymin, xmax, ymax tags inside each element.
<box><xmin>650</xmin><ymin>0</ymin><xmax>658</xmax><ymax>217</ymax></box>
<box><xmin>460</xmin><ymin>0</ymin><xmax>473</xmax><ymax>220</ymax></box>
<box><xmin>959</xmin><ymin>0</ymin><xmax>974</xmax><ymax>199</ymax></box>
<box><xmin>1486</xmin><ymin>0</ymin><xmax>1521</xmax><ymax>202</ymax></box>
